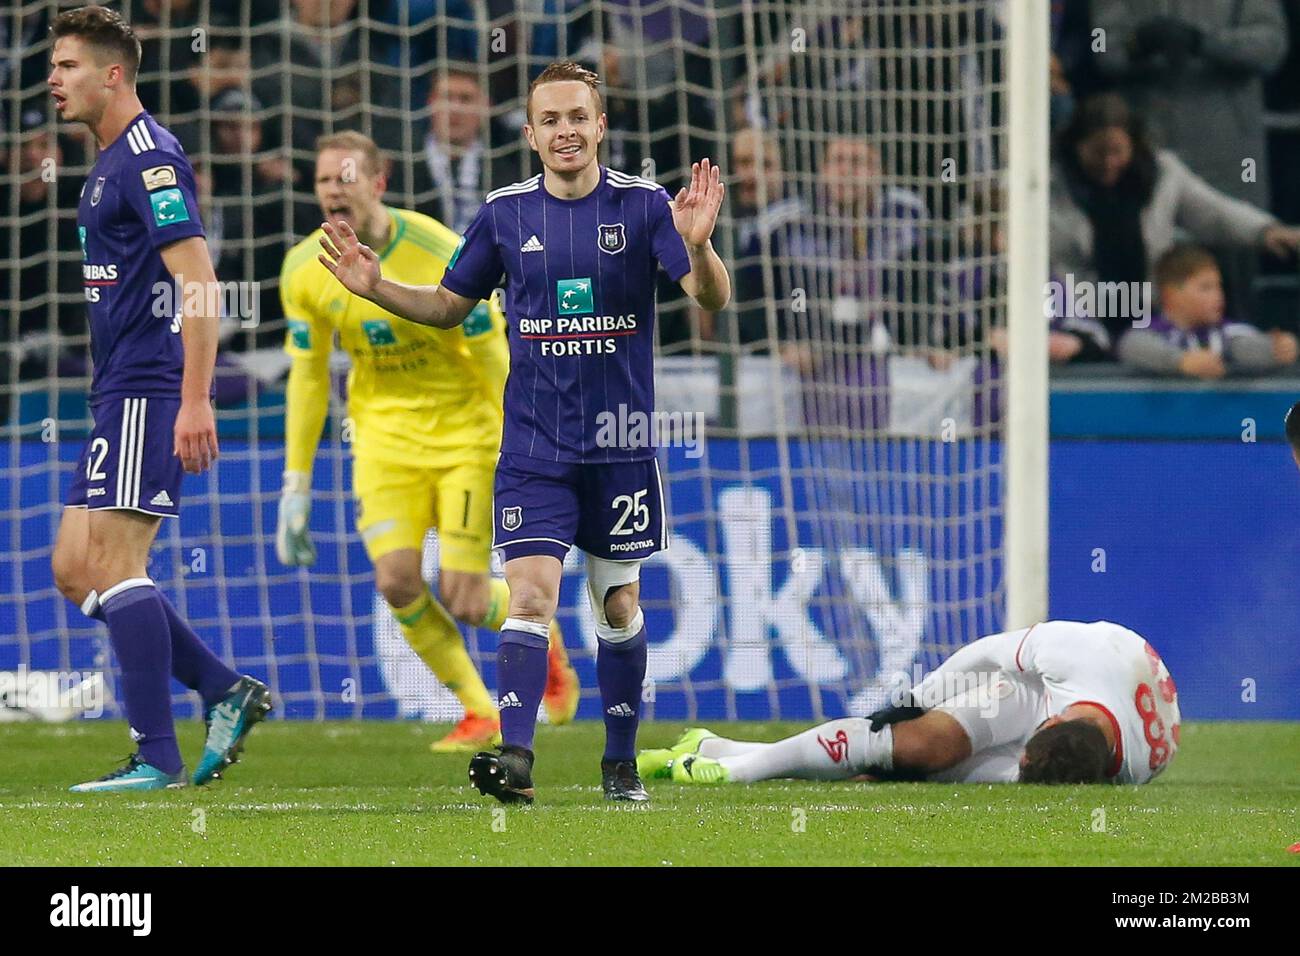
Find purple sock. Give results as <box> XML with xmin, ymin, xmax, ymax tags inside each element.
<box><xmin>158</xmin><ymin>595</ymin><xmax>239</xmax><ymax>707</ymax></box>
<box><xmin>497</xmin><ymin>620</ymin><xmax>550</xmax><ymax>752</ymax></box>
<box><xmin>87</xmin><ymin>590</ymin><xmax>236</xmax><ymax>709</ymax></box>
<box><xmin>100</xmin><ymin>581</ymin><xmax>182</xmax><ymax>775</ymax></box>
<box><xmin>597</xmin><ymin>622</ymin><xmax>647</xmax><ymax>762</ymax></box>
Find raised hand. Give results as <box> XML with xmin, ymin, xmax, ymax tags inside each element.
<box><xmin>318</xmin><ymin>219</ymin><xmax>382</xmax><ymax>297</ymax></box>
<box><xmin>670</xmin><ymin>158</ymin><xmax>725</xmax><ymax>249</ymax></box>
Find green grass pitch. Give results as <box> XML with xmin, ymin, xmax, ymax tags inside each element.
<box><xmin>2</xmin><ymin>720</ymin><xmax>1296</xmax><ymax>866</ymax></box>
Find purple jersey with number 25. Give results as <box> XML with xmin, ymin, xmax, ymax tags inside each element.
<box><xmin>439</xmin><ymin>166</ymin><xmax>690</xmax><ymax>464</ymax></box>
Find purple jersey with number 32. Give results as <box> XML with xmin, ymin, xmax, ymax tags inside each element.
<box><xmin>439</xmin><ymin>166</ymin><xmax>690</xmax><ymax>464</ymax></box>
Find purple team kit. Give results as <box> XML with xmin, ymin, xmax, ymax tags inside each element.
<box><xmin>66</xmin><ymin>111</ymin><xmax>205</xmax><ymax>517</ymax></box>
<box><xmin>439</xmin><ymin>166</ymin><xmax>690</xmax><ymax>564</ymax></box>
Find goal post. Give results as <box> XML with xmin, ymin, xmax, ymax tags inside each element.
<box><xmin>1005</xmin><ymin>0</ymin><xmax>1051</xmax><ymax>629</ymax></box>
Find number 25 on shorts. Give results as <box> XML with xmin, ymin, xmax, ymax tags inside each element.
<box><xmin>610</xmin><ymin>489</ymin><xmax>650</xmax><ymax>536</ymax></box>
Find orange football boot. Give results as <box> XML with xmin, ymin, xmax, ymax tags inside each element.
<box><xmin>542</xmin><ymin>620</ymin><xmax>580</xmax><ymax>725</ymax></box>
<box><xmin>430</xmin><ymin>713</ymin><xmax>502</xmax><ymax>753</ymax></box>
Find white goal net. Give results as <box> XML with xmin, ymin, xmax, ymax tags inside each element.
<box><xmin>0</xmin><ymin>0</ymin><xmax>1035</xmax><ymax>723</ymax></box>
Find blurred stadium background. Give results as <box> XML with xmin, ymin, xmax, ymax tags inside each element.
<box><xmin>1</xmin><ymin>1</ymin><xmax>1297</xmax><ymax>726</ymax></box>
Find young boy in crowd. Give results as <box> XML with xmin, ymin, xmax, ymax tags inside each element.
<box><xmin>1119</xmin><ymin>244</ymin><xmax>1299</xmax><ymax>379</ymax></box>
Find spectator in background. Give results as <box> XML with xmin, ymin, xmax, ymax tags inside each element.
<box><xmin>1265</xmin><ymin>0</ymin><xmax>1300</xmax><ymax>229</ymax></box>
<box><xmin>1051</xmin><ymin>0</ymin><xmax>1105</xmax><ymax>125</ymax></box>
<box><xmin>126</xmin><ymin>0</ymin><xmax>200</xmax><ymax>116</ymax></box>
<box><xmin>381</xmin><ymin>0</ymin><xmax>481</xmax><ymax>106</ymax></box>
<box><xmin>250</xmin><ymin>0</ymin><xmax>399</xmax><ymax>162</ymax></box>
<box><xmin>936</xmin><ymin>186</ymin><xmax>1112</xmax><ymax>366</ymax></box>
<box><xmin>166</xmin><ymin>32</ymin><xmax>250</xmax><ymax>155</ymax></box>
<box><xmin>209</xmin><ymin>89</ymin><xmax>298</xmax><ymax>196</ymax></box>
<box><xmin>599</xmin><ymin>1</ymin><xmax>716</xmax><ymax>182</ymax></box>
<box><xmin>0</xmin><ymin>7</ymin><xmax>57</xmax><ymax>119</ymax></box>
<box><xmin>802</xmin><ymin>133</ymin><xmax>931</xmax><ymax>359</ymax></box>
<box><xmin>728</xmin><ymin>126</ymin><xmax>817</xmax><ymax>351</ymax></box>
<box><xmin>205</xmin><ymin>88</ymin><xmax>304</xmax><ymax>358</ymax></box>
<box><xmin>1091</xmin><ymin>0</ymin><xmax>1290</xmax><ymax>315</ymax></box>
<box><xmin>775</xmin><ymin>132</ymin><xmax>936</xmax><ymax>434</ymax></box>
<box><xmin>746</xmin><ymin>8</ymin><xmax>1002</xmax><ymax>220</ymax></box>
<box><xmin>1051</xmin><ymin>94</ymin><xmax>1300</xmax><ymax>342</ymax></box>
<box><xmin>1091</xmin><ymin>0</ymin><xmax>1288</xmax><ymax>206</ymax></box>
<box><xmin>1118</xmin><ymin>244</ymin><xmax>1299</xmax><ymax>378</ymax></box>
<box><xmin>0</xmin><ymin>109</ymin><xmax>85</xmax><ymax>382</ymax></box>
<box><xmin>409</xmin><ymin>67</ymin><xmax>516</xmax><ymax>233</ymax></box>
<box><xmin>1049</xmin><ymin>52</ymin><xmax>1075</xmax><ymax>135</ymax></box>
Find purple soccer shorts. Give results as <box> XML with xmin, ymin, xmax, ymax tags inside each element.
<box><xmin>492</xmin><ymin>452</ymin><xmax>668</xmax><ymax>563</ymax></box>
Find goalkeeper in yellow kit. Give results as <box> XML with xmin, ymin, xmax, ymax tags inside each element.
<box><xmin>276</xmin><ymin>131</ymin><xmax>579</xmax><ymax>751</ymax></box>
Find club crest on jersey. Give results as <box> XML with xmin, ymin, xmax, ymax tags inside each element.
<box><xmin>90</xmin><ymin>177</ymin><xmax>106</xmax><ymax>206</ymax></box>
<box><xmin>501</xmin><ymin>506</ymin><xmax>522</xmax><ymax>532</ymax></box>
<box><xmin>597</xmin><ymin>222</ymin><xmax>626</xmax><ymax>255</ymax></box>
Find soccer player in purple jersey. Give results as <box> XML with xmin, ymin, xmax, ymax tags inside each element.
<box><xmin>319</xmin><ymin>61</ymin><xmax>729</xmax><ymax>802</ymax></box>
<box><xmin>45</xmin><ymin>6</ymin><xmax>270</xmax><ymax>791</ymax></box>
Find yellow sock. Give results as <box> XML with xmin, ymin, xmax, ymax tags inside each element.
<box><xmin>393</xmin><ymin>590</ymin><xmax>497</xmax><ymax>719</ymax></box>
<box><xmin>477</xmin><ymin>577</ymin><xmax>512</xmax><ymax>632</ymax></box>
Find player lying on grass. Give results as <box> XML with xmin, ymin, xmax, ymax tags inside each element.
<box><xmin>47</xmin><ymin>5</ymin><xmax>269</xmax><ymax>791</ymax></box>
<box><xmin>639</xmin><ymin>620</ymin><xmax>1181</xmax><ymax>786</ymax></box>
<box><xmin>277</xmin><ymin>131</ymin><xmax>579</xmax><ymax>753</ymax></box>
<box><xmin>318</xmin><ymin>61</ymin><xmax>730</xmax><ymax>803</ymax></box>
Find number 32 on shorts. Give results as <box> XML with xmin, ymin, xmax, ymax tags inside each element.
<box><xmin>610</xmin><ymin>489</ymin><xmax>650</xmax><ymax>536</ymax></box>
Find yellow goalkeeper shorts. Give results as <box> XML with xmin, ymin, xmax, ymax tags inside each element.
<box><xmin>352</xmin><ymin>455</ymin><xmax>496</xmax><ymax>573</ymax></box>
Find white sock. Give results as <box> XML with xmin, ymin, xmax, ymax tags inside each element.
<box><xmin>717</xmin><ymin>718</ymin><xmax>892</xmax><ymax>783</ymax></box>
<box><xmin>697</xmin><ymin>736</ymin><xmax>767</xmax><ymax>758</ymax></box>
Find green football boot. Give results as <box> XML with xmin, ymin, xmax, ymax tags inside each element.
<box><xmin>670</xmin><ymin>753</ymin><xmax>731</xmax><ymax>785</ymax></box>
<box><xmin>636</xmin><ymin>726</ymin><xmax>718</xmax><ymax>780</ymax></box>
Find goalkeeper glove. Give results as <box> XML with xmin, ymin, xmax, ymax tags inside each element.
<box><xmin>275</xmin><ymin>470</ymin><xmax>316</xmax><ymax>566</ymax></box>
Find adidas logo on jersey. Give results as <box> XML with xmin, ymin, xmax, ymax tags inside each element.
<box><xmin>150</xmin><ymin>490</ymin><xmax>173</xmax><ymax>507</ymax></box>
<box><xmin>520</xmin><ymin>235</ymin><xmax>544</xmax><ymax>253</ymax></box>
<box><xmin>605</xmin><ymin>702</ymin><xmax>635</xmax><ymax>718</ymax></box>
<box><xmin>498</xmin><ymin>692</ymin><xmax>523</xmax><ymax>709</ymax></box>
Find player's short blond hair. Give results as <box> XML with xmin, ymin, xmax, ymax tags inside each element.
<box><xmin>314</xmin><ymin>130</ymin><xmax>387</xmax><ymax>178</ymax></box>
<box><xmin>526</xmin><ymin>61</ymin><xmax>603</xmax><ymax>124</ymax></box>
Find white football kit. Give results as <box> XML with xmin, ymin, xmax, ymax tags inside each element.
<box><xmin>915</xmin><ymin>620</ymin><xmax>1182</xmax><ymax>785</ymax></box>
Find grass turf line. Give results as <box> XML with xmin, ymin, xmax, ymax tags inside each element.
<box><xmin>0</xmin><ymin>720</ymin><xmax>1296</xmax><ymax>866</ymax></box>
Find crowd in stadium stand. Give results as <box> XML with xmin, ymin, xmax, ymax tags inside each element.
<box><xmin>3</xmin><ymin>1</ymin><xmax>1300</xmax><ymax>414</ymax></box>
